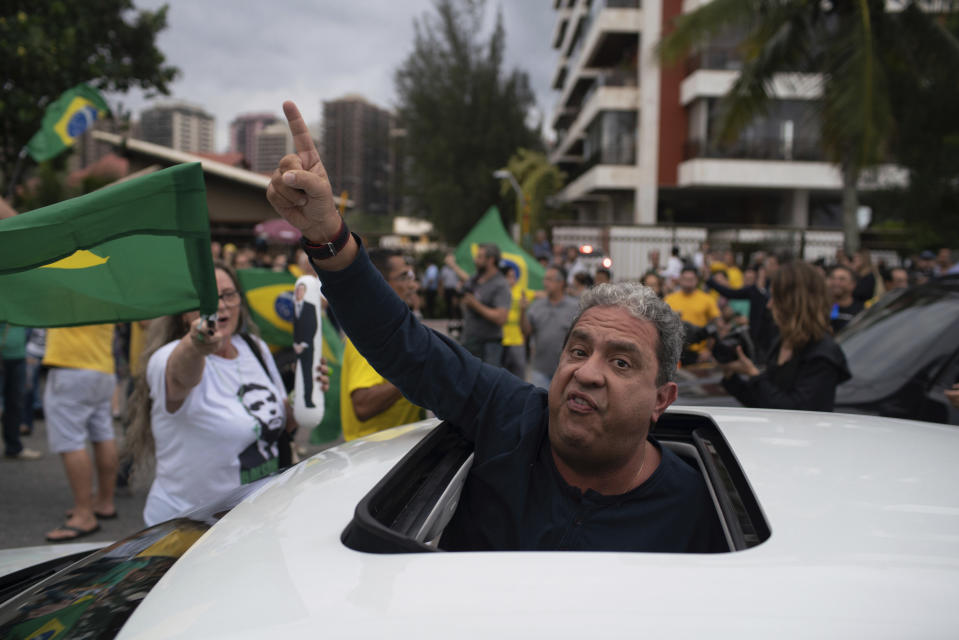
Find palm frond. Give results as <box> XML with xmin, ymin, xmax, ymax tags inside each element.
<box><xmin>657</xmin><ymin>0</ymin><xmax>756</xmax><ymax>63</ymax></box>
<box><xmin>715</xmin><ymin>0</ymin><xmax>818</xmax><ymax>142</ymax></box>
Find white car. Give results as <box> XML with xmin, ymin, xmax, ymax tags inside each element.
<box><xmin>2</xmin><ymin>407</ymin><xmax>958</xmax><ymax>638</ymax></box>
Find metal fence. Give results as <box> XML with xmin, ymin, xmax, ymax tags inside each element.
<box><xmin>552</xmin><ymin>224</ymin><xmax>853</xmax><ymax>280</ymax></box>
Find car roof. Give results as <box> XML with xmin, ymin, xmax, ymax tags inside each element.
<box><xmin>118</xmin><ymin>411</ymin><xmax>959</xmax><ymax>638</ymax></box>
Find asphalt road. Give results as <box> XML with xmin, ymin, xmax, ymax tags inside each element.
<box><xmin>0</xmin><ymin>418</ymin><xmax>149</xmax><ymax>550</ymax></box>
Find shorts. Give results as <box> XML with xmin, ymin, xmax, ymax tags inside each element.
<box><xmin>44</xmin><ymin>368</ymin><xmax>115</xmax><ymax>453</ymax></box>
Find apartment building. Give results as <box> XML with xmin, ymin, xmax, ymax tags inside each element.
<box><xmin>322</xmin><ymin>95</ymin><xmax>391</xmax><ymax>215</ymax></box>
<box><xmin>230</xmin><ymin>112</ymin><xmax>279</xmax><ymax>170</ymax></box>
<box><xmin>253</xmin><ymin>121</ymin><xmax>295</xmax><ymax>174</ymax></box>
<box><xmin>139</xmin><ymin>101</ymin><xmax>215</xmax><ymax>154</ymax></box>
<box><xmin>549</xmin><ymin>0</ymin><xmax>854</xmax><ymax>229</ymax></box>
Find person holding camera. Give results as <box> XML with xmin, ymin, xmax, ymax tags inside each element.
<box><xmin>720</xmin><ymin>261</ymin><xmax>850</xmax><ymax>412</ymax></box>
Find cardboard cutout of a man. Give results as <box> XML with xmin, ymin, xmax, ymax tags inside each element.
<box><xmin>293</xmin><ymin>282</ymin><xmax>317</xmax><ymax>408</ymax></box>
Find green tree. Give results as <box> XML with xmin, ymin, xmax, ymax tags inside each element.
<box><xmin>0</xmin><ymin>1</ymin><xmax>178</xmax><ymax>192</ymax></box>
<box><xmin>870</xmin><ymin>8</ymin><xmax>959</xmax><ymax>250</ymax></box>
<box><xmin>394</xmin><ymin>0</ymin><xmax>541</xmax><ymax>243</ymax></box>
<box><xmin>658</xmin><ymin>0</ymin><xmax>959</xmax><ymax>252</ymax></box>
<box><xmin>497</xmin><ymin>148</ymin><xmax>567</xmax><ymax>244</ymax></box>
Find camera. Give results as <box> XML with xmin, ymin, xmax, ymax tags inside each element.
<box><xmin>683</xmin><ymin>322</ymin><xmax>754</xmax><ymax>364</ymax></box>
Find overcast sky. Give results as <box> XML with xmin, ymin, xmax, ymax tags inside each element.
<box><xmin>114</xmin><ymin>0</ymin><xmax>559</xmax><ymax>152</ymax></box>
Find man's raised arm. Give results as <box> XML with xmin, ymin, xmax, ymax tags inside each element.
<box><xmin>266</xmin><ymin>101</ymin><xmax>358</xmax><ymax>270</ymax></box>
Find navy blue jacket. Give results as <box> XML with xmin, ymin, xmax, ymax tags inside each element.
<box><xmin>317</xmin><ymin>242</ymin><xmax>726</xmax><ymax>553</ymax></box>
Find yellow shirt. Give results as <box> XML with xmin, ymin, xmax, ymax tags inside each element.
<box><xmin>340</xmin><ymin>338</ymin><xmax>424</xmax><ymax>441</ymax></box>
<box><xmin>43</xmin><ymin>324</ymin><xmax>115</xmax><ymax>374</ymax></box>
<box><xmin>664</xmin><ymin>290</ymin><xmax>720</xmax><ymax>352</ymax></box>
<box><xmin>503</xmin><ymin>286</ymin><xmax>536</xmax><ymax>347</ymax></box>
<box><xmin>726</xmin><ymin>266</ymin><xmax>744</xmax><ymax>289</ymax></box>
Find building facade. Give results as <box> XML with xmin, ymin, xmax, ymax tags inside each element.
<box><xmin>139</xmin><ymin>101</ymin><xmax>215</xmax><ymax>153</ymax></box>
<box><xmin>322</xmin><ymin>95</ymin><xmax>391</xmax><ymax>215</ymax></box>
<box><xmin>253</xmin><ymin>122</ymin><xmax>295</xmax><ymax>175</ymax></box>
<box><xmin>229</xmin><ymin>112</ymin><xmax>278</xmax><ymax>170</ymax></box>
<box><xmin>548</xmin><ymin>0</ymin><xmax>869</xmax><ymax>229</ymax></box>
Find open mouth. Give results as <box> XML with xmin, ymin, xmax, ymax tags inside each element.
<box><xmin>566</xmin><ymin>392</ymin><xmax>597</xmax><ymax>413</ymax></box>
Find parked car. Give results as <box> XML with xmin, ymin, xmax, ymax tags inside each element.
<box><xmin>3</xmin><ymin>408</ymin><xmax>959</xmax><ymax>638</ymax></box>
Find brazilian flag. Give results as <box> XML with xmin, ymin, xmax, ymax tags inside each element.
<box><xmin>26</xmin><ymin>84</ymin><xmax>110</xmax><ymax>162</ymax></box>
<box><xmin>453</xmin><ymin>206</ymin><xmax>545</xmax><ymax>291</ymax></box>
<box><xmin>235</xmin><ymin>269</ymin><xmax>298</xmax><ymax>348</ymax></box>
<box><xmin>0</xmin><ymin>163</ymin><xmax>218</xmax><ymax>326</ymax></box>
<box><xmin>236</xmin><ymin>269</ymin><xmax>344</xmax><ymax>443</ymax></box>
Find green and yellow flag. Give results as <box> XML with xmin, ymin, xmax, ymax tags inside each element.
<box><xmin>26</xmin><ymin>83</ymin><xmax>110</xmax><ymax>162</ymax></box>
<box><xmin>453</xmin><ymin>206</ymin><xmax>545</xmax><ymax>290</ymax></box>
<box><xmin>0</xmin><ymin>163</ymin><xmax>218</xmax><ymax>327</ymax></box>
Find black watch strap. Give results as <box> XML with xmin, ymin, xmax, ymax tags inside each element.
<box><xmin>300</xmin><ymin>218</ymin><xmax>350</xmax><ymax>260</ymax></box>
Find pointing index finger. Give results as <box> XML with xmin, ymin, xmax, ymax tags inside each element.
<box><xmin>283</xmin><ymin>100</ymin><xmax>320</xmax><ymax>168</ymax></box>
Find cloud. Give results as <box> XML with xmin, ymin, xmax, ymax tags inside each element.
<box><xmin>115</xmin><ymin>0</ymin><xmax>557</xmax><ymax>151</ymax></box>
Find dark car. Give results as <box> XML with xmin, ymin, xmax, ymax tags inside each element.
<box><xmin>675</xmin><ymin>275</ymin><xmax>959</xmax><ymax>424</ymax></box>
<box><xmin>835</xmin><ymin>275</ymin><xmax>959</xmax><ymax>424</ymax></box>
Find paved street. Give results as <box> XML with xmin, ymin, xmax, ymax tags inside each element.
<box><xmin>0</xmin><ymin>418</ymin><xmax>148</xmax><ymax>550</ymax></box>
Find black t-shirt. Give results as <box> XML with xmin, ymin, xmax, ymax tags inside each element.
<box><xmin>440</xmin><ymin>418</ymin><xmax>726</xmax><ymax>553</ymax></box>
<box><xmin>830</xmin><ymin>300</ymin><xmax>864</xmax><ymax>333</ymax></box>
<box><xmin>318</xmin><ymin>243</ymin><xmax>727</xmax><ymax>554</ymax></box>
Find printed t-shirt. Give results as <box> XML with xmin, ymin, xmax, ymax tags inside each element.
<box><xmin>340</xmin><ymin>337</ymin><xmax>424</xmax><ymax>441</ymax></box>
<box><xmin>144</xmin><ymin>334</ymin><xmax>287</xmax><ymax>525</ymax></box>
<box><xmin>43</xmin><ymin>324</ymin><xmax>115</xmax><ymax>374</ymax></box>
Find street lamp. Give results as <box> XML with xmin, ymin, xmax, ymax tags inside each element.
<box><xmin>493</xmin><ymin>169</ymin><xmax>524</xmax><ymax>243</ymax></box>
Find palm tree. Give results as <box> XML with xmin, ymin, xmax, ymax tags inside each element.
<box><xmin>658</xmin><ymin>0</ymin><xmax>959</xmax><ymax>252</ymax></box>
<box><xmin>499</xmin><ymin>148</ymin><xmax>567</xmax><ymax>240</ymax></box>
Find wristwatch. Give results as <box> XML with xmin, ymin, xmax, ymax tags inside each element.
<box><xmin>300</xmin><ymin>218</ymin><xmax>350</xmax><ymax>260</ymax></box>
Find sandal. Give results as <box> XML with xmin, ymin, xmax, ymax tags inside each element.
<box><xmin>65</xmin><ymin>509</ymin><xmax>118</xmax><ymax>520</ymax></box>
<box><xmin>45</xmin><ymin>523</ymin><xmax>101</xmax><ymax>543</ymax></box>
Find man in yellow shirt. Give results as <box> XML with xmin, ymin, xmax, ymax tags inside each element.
<box><xmin>42</xmin><ymin>323</ymin><xmax>118</xmax><ymax>542</ymax></box>
<box><xmin>501</xmin><ymin>264</ymin><xmax>536</xmax><ymax>380</ymax></box>
<box><xmin>664</xmin><ymin>268</ymin><xmax>720</xmax><ymax>362</ymax></box>
<box><xmin>340</xmin><ymin>249</ymin><xmax>424</xmax><ymax>440</ymax></box>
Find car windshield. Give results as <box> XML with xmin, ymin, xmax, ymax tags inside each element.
<box><xmin>838</xmin><ymin>286</ymin><xmax>959</xmax><ymax>386</ymax></box>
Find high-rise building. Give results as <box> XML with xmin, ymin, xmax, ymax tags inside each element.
<box><xmin>322</xmin><ymin>95</ymin><xmax>391</xmax><ymax>215</ymax></box>
<box><xmin>549</xmin><ymin>0</ymin><xmax>843</xmax><ymax>228</ymax></box>
<box><xmin>139</xmin><ymin>101</ymin><xmax>215</xmax><ymax>153</ymax></box>
<box><xmin>254</xmin><ymin>122</ymin><xmax>294</xmax><ymax>174</ymax></box>
<box><xmin>388</xmin><ymin>124</ymin><xmax>409</xmax><ymax>217</ymax></box>
<box><xmin>70</xmin><ymin>117</ymin><xmax>131</xmax><ymax>172</ymax></box>
<box><xmin>230</xmin><ymin>112</ymin><xmax>278</xmax><ymax>170</ymax></box>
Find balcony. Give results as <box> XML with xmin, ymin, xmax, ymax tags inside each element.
<box><xmin>557</xmin><ymin>164</ymin><xmax>642</xmax><ymax>202</ymax></box>
<box><xmin>684</xmin><ymin>136</ymin><xmax>823</xmax><ymax>162</ymax></box>
<box><xmin>550</xmin><ymin>82</ymin><xmax>640</xmax><ymax>164</ymax></box>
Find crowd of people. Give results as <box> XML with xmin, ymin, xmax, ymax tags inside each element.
<box><xmin>3</xmin><ymin>102</ymin><xmax>959</xmax><ymax>548</ymax></box>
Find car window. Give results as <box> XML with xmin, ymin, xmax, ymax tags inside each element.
<box><xmin>839</xmin><ymin>288</ymin><xmax>959</xmax><ymax>386</ymax></box>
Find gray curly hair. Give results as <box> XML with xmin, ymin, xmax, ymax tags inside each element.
<box><xmin>571</xmin><ymin>282</ymin><xmax>685</xmax><ymax>385</ymax></box>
